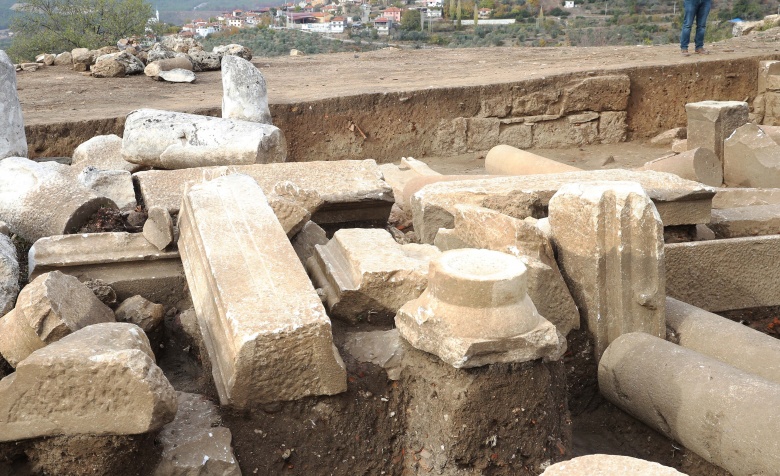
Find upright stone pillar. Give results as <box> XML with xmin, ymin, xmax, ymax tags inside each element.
<box><xmin>178</xmin><ymin>174</ymin><xmax>346</xmax><ymax>407</ymax></box>
<box><xmin>548</xmin><ymin>181</ymin><xmax>665</xmax><ymax>360</ymax></box>
<box><xmin>685</xmin><ymin>100</ymin><xmax>749</xmax><ymax>171</ymax></box>
<box><xmin>221</xmin><ymin>55</ymin><xmax>272</xmax><ymax>124</ymax></box>
<box><xmin>0</xmin><ymin>50</ymin><xmax>27</xmax><ymax>159</ymax></box>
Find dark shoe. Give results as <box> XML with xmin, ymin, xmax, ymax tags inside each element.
<box><xmin>681</xmin><ymin>49</ymin><xmax>690</xmax><ymax>56</ymax></box>
<box><xmin>695</xmin><ymin>48</ymin><xmax>710</xmax><ymax>54</ymax></box>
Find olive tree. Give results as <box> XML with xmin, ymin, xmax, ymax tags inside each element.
<box><xmin>9</xmin><ymin>0</ymin><xmax>153</xmax><ymax>62</ymax></box>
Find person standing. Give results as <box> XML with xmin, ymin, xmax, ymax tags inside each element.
<box><xmin>680</xmin><ymin>0</ymin><xmax>712</xmax><ymax>55</ymax></box>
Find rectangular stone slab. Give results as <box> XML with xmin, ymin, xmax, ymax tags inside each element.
<box><xmin>133</xmin><ymin>159</ymin><xmax>394</xmax><ymax>227</ymax></box>
<box><xmin>666</xmin><ymin>235</ymin><xmax>780</xmax><ymax>312</ymax></box>
<box><xmin>177</xmin><ymin>174</ymin><xmax>347</xmax><ymax>407</ymax></box>
<box><xmin>28</xmin><ymin>232</ymin><xmax>186</xmax><ymax>307</ymax></box>
<box><xmin>411</xmin><ymin>169</ymin><xmax>715</xmax><ymax>243</ymax></box>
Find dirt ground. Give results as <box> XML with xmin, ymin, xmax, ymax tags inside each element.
<box><xmin>13</xmin><ymin>29</ymin><xmax>780</xmax><ymax>127</ymax></box>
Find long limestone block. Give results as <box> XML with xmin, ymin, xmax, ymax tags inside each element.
<box><xmin>133</xmin><ymin>159</ymin><xmax>393</xmax><ymax>227</ymax></box>
<box><xmin>442</xmin><ymin>205</ymin><xmax>580</xmax><ymax>335</ymax></box>
<box><xmin>549</xmin><ymin>182</ymin><xmax>665</xmax><ymax>360</ymax></box>
<box><xmin>121</xmin><ymin>108</ymin><xmax>286</xmax><ymax>169</ymax></box>
<box><xmin>0</xmin><ymin>157</ymin><xmax>117</xmax><ymax>243</ymax></box>
<box><xmin>638</xmin><ymin>147</ymin><xmax>722</xmax><ymax>187</ymax></box>
<box><xmin>723</xmin><ymin>123</ymin><xmax>780</xmax><ymax>188</ymax></box>
<box><xmin>411</xmin><ymin>169</ymin><xmax>715</xmax><ymax>243</ymax></box>
<box><xmin>0</xmin><ymin>323</ymin><xmax>177</xmax><ymax>442</ymax></box>
<box><xmin>0</xmin><ymin>271</ymin><xmax>115</xmax><ymax>367</ymax></box>
<box><xmin>599</xmin><ymin>333</ymin><xmax>780</xmax><ymax>476</ymax></box>
<box><xmin>0</xmin><ymin>50</ymin><xmax>28</xmax><ymax>159</ymax></box>
<box><xmin>666</xmin><ymin>235</ymin><xmax>780</xmax><ymax>312</ymax></box>
<box><xmin>0</xmin><ymin>234</ymin><xmax>18</xmax><ymax>317</ymax></box>
<box><xmin>686</xmin><ymin>100</ymin><xmax>749</xmax><ymax>164</ymax></box>
<box><xmin>709</xmin><ymin>204</ymin><xmax>780</xmax><ymax>238</ymax></box>
<box><xmin>395</xmin><ymin>249</ymin><xmax>564</xmax><ymax>368</ymax></box>
<box><xmin>29</xmin><ymin>232</ymin><xmax>186</xmax><ymax>307</ymax></box>
<box><xmin>221</xmin><ymin>54</ymin><xmax>272</xmax><ymax>124</ymax></box>
<box><xmin>666</xmin><ymin>297</ymin><xmax>780</xmax><ymax>385</ymax></box>
<box><xmin>485</xmin><ymin>144</ymin><xmax>581</xmax><ymax>175</ymax></box>
<box><xmin>542</xmin><ymin>455</ymin><xmax>684</xmax><ymax>476</ymax></box>
<box><xmin>307</xmin><ymin>228</ymin><xmax>440</xmax><ymax>324</ymax></box>
<box><xmin>178</xmin><ymin>174</ymin><xmax>346</xmax><ymax>407</ymax></box>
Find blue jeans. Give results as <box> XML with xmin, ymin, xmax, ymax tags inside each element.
<box><xmin>680</xmin><ymin>0</ymin><xmax>711</xmax><ymax>50</ymax></box>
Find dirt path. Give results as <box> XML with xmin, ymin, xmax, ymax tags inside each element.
<box><xmin>14</xmin><ymin>28</ymin><xmax>780</xmax><ymax>126</ymax></box>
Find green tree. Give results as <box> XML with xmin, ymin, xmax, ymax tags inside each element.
<box><xmin>9</xmin><ymin>0</ymin><xmax>153</xmax><ymax>62</ymax></box>
<box><xmin>401</xmin><ymin>9</ymin><xmax>422</xmax><ymax>30</ymax></box>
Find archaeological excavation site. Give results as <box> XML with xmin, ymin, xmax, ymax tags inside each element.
<box><xmin>3</xmin><ymin>33</ymin><xmax>780</xmax><ymax>476</ymax></box>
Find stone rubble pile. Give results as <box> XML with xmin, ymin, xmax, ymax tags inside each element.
<box><xmin>5</xmin><ymin>44</ymin><xmax>780</xmax><ymax>475</ymax></box>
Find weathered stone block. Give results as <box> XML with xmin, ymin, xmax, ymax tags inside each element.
<box><xmin>497</xmin><ymin>122</ymin><xmax>533</xmax><ymax>149</ymax></box>
<box><xmin>178</xmin><ymin>174</ymin><xmax>346</xmax><ymax>407</ymax></box>
<box><xmin>307</xmin><ymin>228</ymin><xmax>440</xmax><ymax>324</ymax></box>
<box><xmin>396</xmin><ymin>249</ymin><xmax>564</xmax><ymax>368</ymax></box>
<box><xmin>121</xmin><ymin>108</ymin><xmax>286</xmax><ymax>169</ymax></box>
<box><xmin>549</xmin><ymin>182</ymin><xmax>665</xmax><ymax>360</ymax></box>
<box><xmin>0</xmin><ymin>271</ymin><xmax>115</xmax><ymax>367</ymax></box>
<box><xmin>598</xmin><ymin>110</ymin><xmax>628</xmax><ymax>143</ymax></box>
<box><xmin>723</xmin><ymin>123</ymin><xmax>780</xmax><ymax>188</ymax></box>
<box><xmin>686</xmin><ymin>100</ymin><xmax>749</xmax><ymax>165</ymax></box>
<box><xmin>665</xmin><ymin>235</ymin><xmax>780</xmax><ymax>312</ymax></box>
<box><xmin>115</xmin><ymin>295</ymin><xmax>164</xmax><ymax>333</ymax></box>
<box><xmin>72</xmin><ymin>134</ymin><xmax>140</xmax><ymax>173</ymax></box>
<box><xmin>77</xmin><ymin>166</ymin><xmax>136</xmax><ymax>210</ymax></box>
<box><xmin>466</xmin><ymin>117</ymin><xmax>500</xmax><ymax>151</ymax></box>
<box><xmin>531</xmin><ymin>117</ymin><xmax>599</xmax><ymax>148</ymax></box>
<box><xmin>0</xmin><ymin>322</ymin><xmax>177</xmax><ymax>442</ymax></box>
<box><xmin>758</xmin><ymin>60</ymin><xmax>780</xmax><ymax>94</ymax></box>
<box><xmin>709</xmin><ymin>204</ymin><xmax>780</xmax><ymax>238</ymax></box>
<box><xmin>0</xmin><ymin>50</ymin><xmax>28</xmax><ymax>159</ymax></box>
<box><xmin>221</xmin><ymin>54</ymin><xmax>271</xmax><ymax>124</ymax></box>
<box><xmin>562</xmin><ymin>75</ymin><xmax>630</xmax><ymax>113</ymax></box>
<box><xmin>0</xmin><ymin>234</ymin><xmax>18</xmax><ymax>318</ymax></box>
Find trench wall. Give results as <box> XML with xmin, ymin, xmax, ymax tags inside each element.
<box><xmin>24</xmin><ymin>56</ymin><xmax>775</xmax><ymax>162</ymax></box>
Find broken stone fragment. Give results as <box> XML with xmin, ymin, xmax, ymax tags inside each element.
<box><xmin>77</xmin><ymin>166</ymin><xmax>137</xmax><ymax>211</ymax></box>
<box><xmin>0</xmin><ymin>50</ymin><xmax>28</xmax><ymax>159</ymax></box>
<box><xmin>72</xmin><ymin>134</ymin><xmax>140</xmax><ymax>173</ymax></box>
<box><xmin>485</xmin><ymin>144</ymin><xmax>581</xmax><ymax>175</ymax></box>
<box><xmin>157</xmin><ymin>68</ymin><xmax>196</xmax><ymax>83</ymax></box>
<box><xmin>189</xmin><ymin>50</ymin><xmax>221</xmax><ymax>71</ymax></box>
<box><xmin>649</xmin><ymin>127</ymin><xmax>687</xmax><ymax>146</ymax></box>
<box><xmin>0</xmin><ymin>157</ymin><xmax>117</xmax><ymax>242</ymax></box>
<box><xmin>0</xmin><ymin>271</ymin><xmax>116</xmax><ymax>367</ymax></box>
<box><xmin>548</xmin><ymin>181</ymin><xmax>665</xmax><ymax>360</ymax></box>
<box><xmin>115</xmin><ymin>295</ymin><xmax>164</xmax><ymax>333</ymax></box>
<box><xmin>154</xmin><ymin>392</ymin><xmax>240</xmax><ymax>476</ymax></box>
<box><xmin>143</xmin><ymin>206</ymin><xmax>175</xmax><ymax>251</ymax></box>
<box><xmin>121</xmin><ymin>109</ymin><xmax>286</xmax><ymax>169</ymax></box>
<box><xmin>723</xmin><ymin>123</ymin><xmax>780</xmax><ymax>188</ymax></box>
<box><xmin>221</xmin><ymin>54</ymin><xmax>272</xmax><ymax>124</ymax></box>
<box><xmin>685</xmin><ymin>100</ymin><xmax>749</xmax><ymax>165</ymax></box>
<box><xmin>0</xmin><ymin>322</ymin><xmax>177</xmax><ymax>442</ymax></box>
<box><xmin>638</xmin><ymin>147</ymin><xmax>722</xmax><ymax>187</ymax></box>
<box><xmin>178</xmin><ymin>174</ymin><xmax>346</xmax><ymax>407</ymax></box>
<box><xmin>82</xmin><ymin>278</ymin><xmax>118</xmax><ymax>307</ymax></box>
<box><xmin>541</xmin><ymin>455</ymin><xmax>684</xmax><ymax>475</ymax></box>
<box><xmin>268</xmin><ymin>181</ymin><xmax>324</xmax><ymax>237</ymax></box>
<box><xmin>143</xmin><ymin>56</ymin><xmax>193</xmax><ymax>78</ymax></box>
<box><xmin>395</xmin><ymin>248</ymin><xmax>564</xmax><ymax>368</ymax></box>
<box><xmin>0</xmin><ymin>234</ymin><xmax>19</xmax><ymax>317</ymax></box>
<box><xmin>307</xmin><ymin>228</ymin><xmax>440</xmax><ymax>324</ymax></box>
<box><xmin>291</xmin><ymin>220</ymin><xmax>329</xmax><ymax>265</ymax></box>
<box><xmin>213</xmin><ymin>44</ymin><xmax>252</xmax><ymax>60</ymax></box>
<box><xmin>344</xmin><ymin>329</ymin><xmax>405</xmax><ymax>380</ymax></box>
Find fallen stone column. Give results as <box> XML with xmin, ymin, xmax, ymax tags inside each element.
<box><xmin>178</xmin><ymin>174</ymin><xmax>346</xmax><ymax>407</ymax></box>
<box><xmin>307</xmin><ymin>228</ymin><xmax>440</xmax><ymax>325</ymax></box>
<box><xmin>599</xmin><ymin>332</ymin><xmax>780</xmax><ymax>476</ymax></box>
<box><xmin>133</xmin><ymin>159</ymin><xmax>394</xmax><ymax>228</ymax></box>
<box><xmin>28</xmin><ymin>232</ymin><xmax>186</xmax><ymax>307</ymax></box>
<box><xmin>379</xmin><ymin>157</ymin><xmax>441</xmax><ymax>206</ymax></box>
<box><xmin>0</xmin><ymin>158</ymin><xmax>117</xmax><ymax>243</ymax></box>
<box><xmin>401</xmin><ymin>174</ymin><xmax>495</xmax><ymax>211</ymax></box>
<box><xmin>485</xmin><ymin>144</ymin><xmax>582</xmax><ymax>175</ymax></box>
<box><xmin>0</xmin><ymin>271</ymin><xmax>115</xmax><ymax>367</ymax></box>
<box><xmin>686</xmin><ymin>100</ymin><xmax>749</xmax><ymax>165</ymax></box>
<box><xmin>638</xmin><ymin>147</ymin><xmax>722</xmax><ymax>187</ymax></box>
<box><xmin>0</xmin><ymin>50</ymin><xmax>28</xmax><ymax>159</ymax></box>
<box><xmin>121</xmin><ymin>108</ymin><xmax>286</xmax><ymax>169</ymax></box>
<box><xmin>665</xmin><ymin>235</ymin><xmax>780</xmax><ymax>312</ymax></box>
<box><xmin>666</xmin><ymin>297</ymin><xmax>780</xmax><ymax>385</ymax></box>
<box><xmin>410</xmin><ymin>169</ymin><xmax>715</xmax><ymax>244</ymax></box>
<box><xmin>0</xmin><ymin>322</ymin><xmax>177</xmax><ymax>442</ymax></box>
<box><xmin>221</xmin><ymin>55</ymin><xmax>271</xmax><ymax>124</ymax></box>
<box><xmin>395</xmin><ymin>248</ymin><xmax>564</xmax><ymax>368</ymax></box>
<box><xmin>549</xmin><ymin>181</ymin><xmax>665</xmax><ymax>360</ymax></box>
<box><xmin>723</xmin><ymin>123</ymin><xmax>780</xmax><ymax>188</ymax></box>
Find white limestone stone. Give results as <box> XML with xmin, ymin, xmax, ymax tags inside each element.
<box><xmin>542</xmin><ymin>455</ymin><xmax>684</xmax><ymax>475</ymax></box>
<box><xmin>686</xmin><ymin>100</ymin><xmax>749</xmax><ymax>165</ymax></box>
<box><xmin>395</xmin><ymin>249</ymin><xmax>564</xmax><ymax>368</ymax></box>
<box><xmin>548</xmin><ymin>181</ymin><xmax>665</xmax><ymax>360</ymax></box>
<box><xmin>723</xmin><ymin>123</ymin><xmax>780</xmax><ymax>188</ymax></box>
<box><xmin>0</xmin><ymin>323</ymin><xmax>177</xmax><ymax>441</ymax></box>
<box><xmin>157</xmin><ymin>68</ymin><xmax>196</xmax><ymax>83</ymax></box>
<box><xmin>121</xmin><ymin>108</ymin><xmax>286</xmax><ymax>169</ymax></box>
<box><xmin>77</xmin><ymin>166</ymin><xmax>137</xmax><ymax>210</ymax></box>
<box><xmin>307</xmin><ymin>228</ymin><xmax>440</xmax><ymax>324</ymax></box>
<box><xmin>142</xmin><ymin>206</ymin><xmax>174</xmax><ymax>251</ymax></box>
<box><xmin>178</xmin><ymin>174</ymin><xmax>346</xmax><ymax>407</ymax></box>
<box><xmin>72</xmin><ymin>134</ymin><xmax>140</xmax><ymax>173</ymax></box>
<box><xmin>221</xmin><ymin>54</ymin><xmax>272</xmax><ymax>124</ymax></box>
<box><xmin>0</xmin><ymin>50</ymin><xmax>28</xmax><ymax>159</ymax></box>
